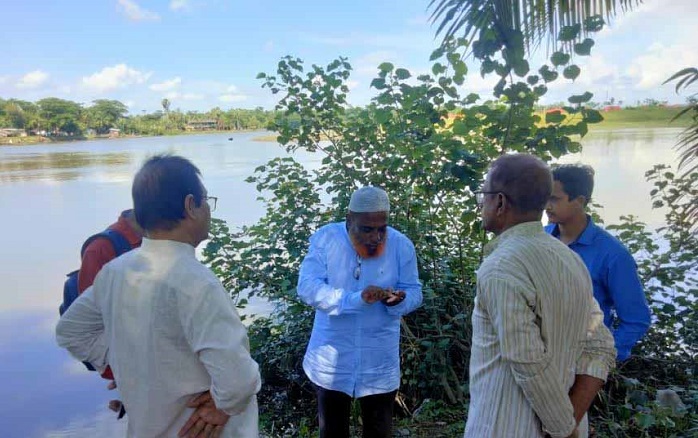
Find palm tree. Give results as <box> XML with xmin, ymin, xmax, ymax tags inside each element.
<box><xmin>161</xmin><ymin>98</ymin><xmax>171</xmax><ymax>114</ymax></box>
<box><xmin>429</xmin><ymin>0</ymin><xmax>643</xmax><ymax>52</ymax></box>
<box><xmin>664</xmin><ymin>67</ymin><xmax>698</xmax><ymax>230</ymax></box>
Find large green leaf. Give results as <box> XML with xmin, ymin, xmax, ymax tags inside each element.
<box><xmin>378</xmin><ymin>62</ymin><xmax>394</xmax><ymax>73</ymax></box>
<box><xmin>395</xmin><ymin>68</ymin><xmax>412</xmax><ymax>80</ymax></box>
<box><xmin>558</xmin><ymin>24</ymin><xmax>581</xmax><ymax>42</ymax></box>
<box><xmin>568</xmin><ymin>91</ymin><xmax>594</xmax><ymax>104</ymax></box>
<box><xmin>563</xmin><ymin>65</ymin><xmax>581</xmax><ymax>80</ymax></box>
<box><xmin>551</xmin><ymin>51</ymin><xmax>571</xmax><ymax>66</ymax></box>
<box><xmin>545</xmin><ymin>110</ymin><xmax>566</xmax><ymax>124</ymax></box>
<box><xmin>574</xmin><ymin>38</ymin><xmax>595</xmax><ymax>56</ymax></box>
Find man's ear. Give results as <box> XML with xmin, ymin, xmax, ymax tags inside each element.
<box><xmin>496</xmin><ymin>193</ymin><xmax>507</xmax><ymax>214</ymax></box>
<box><xmin>184</xmin><ymin>194</ymin><xmax>197</xmax><ymax>219</ymax></box>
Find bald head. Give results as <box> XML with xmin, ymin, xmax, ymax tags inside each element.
<box><xmin>487</xmin><ymin>154</ymin><xmax>552</xmax><ymax>214</ymax></box>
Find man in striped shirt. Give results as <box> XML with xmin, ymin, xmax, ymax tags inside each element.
<box><xmin>464</xmin><ymin>154</ymin><xmax>616</xmax><ymax>438</ymax></box>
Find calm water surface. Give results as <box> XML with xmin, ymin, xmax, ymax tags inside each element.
<box><xmin>0</xmin><ymin>128</ymin><xmax>682</xmax><ymax>437</ymax></box>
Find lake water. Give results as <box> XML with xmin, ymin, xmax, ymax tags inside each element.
<box><xmin>0</xmin><ymin>128</ymin><xmax>683</xmax><ymax>437</ymax></box>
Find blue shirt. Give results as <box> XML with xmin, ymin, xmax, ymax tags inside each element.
<box><xmin>298</xmin><ymin>222</ymin><xmax>423</xmax><ymax>397</ymax></box>
<box><xmin>545</xmin><ymin>217</ymin><xmax>651</xmax><ymax>361</ymax></box>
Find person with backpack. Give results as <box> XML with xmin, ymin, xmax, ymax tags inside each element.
<box><xmin>60</xmin><ymin>209</ymin><xmax>143</xmax><ymax>417</ymax></box>
<box><xmin>77</xmin><ymin>209</ymin><xmax>143</xmax><ymax>296</ymax></box>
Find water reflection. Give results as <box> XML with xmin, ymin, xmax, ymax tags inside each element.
<box><xmin>0</xmin><ymin>151</ymin><xmax>133</xmax><ymax>183</ymax></box>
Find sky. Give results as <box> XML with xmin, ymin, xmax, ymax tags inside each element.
<box><xmin>1</xmin><ymin>0</ymin><xmax>696</xmax><ymax>113</ymax></box>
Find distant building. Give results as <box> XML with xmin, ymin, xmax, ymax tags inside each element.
<box><xmin>0</xmin><ymin>128</ymin><xmax>25</xmax><ymax>137</ymax></box>
<box><xmin>185</xmin><ymin>120</ymin><xmax>217</xmax><ymax>131</ymax></box>
<box><xmin>603</xmin><ymin>105</ymin><xmax>622</xmax><ymax>112</ymax></box>
<box><xmin>108</xmin><ymin>128</ymin><xmax>121</xmax><ymax>138</ymax></box>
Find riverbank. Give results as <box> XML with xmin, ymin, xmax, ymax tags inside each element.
<box><xmin>0</xmin><ymin>129</ymin><xmax>260</xmax><ymax>146</ymax></box>
<box><xmin>250</xmin><ymin>107</ymin><xmax>693</xmax><ymax>142</ymax></box>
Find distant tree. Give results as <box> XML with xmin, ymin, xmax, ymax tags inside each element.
<box><xmin>161</xmin><ymin>98</ymin><xmax>171</xmax><ymax>113</ymax></box>
<box><xmin>37</xmin><ymin>98</ymin><xmax>83</xmax><ymax>134</ymax></box>
<box><xmin>86</xmin><ymin>99</ymin><xmax>128</xmax><ymax>134</ymax></box>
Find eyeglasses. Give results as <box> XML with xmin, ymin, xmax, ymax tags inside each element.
<box><xmin>353</xmin><ymin>254</ymin><xmax>363</xmax><ymax>280</ymax></box>
<box><xmin>203</xmin><ymin>196</ymin><xmax>218</xmax><ymax>212</ymax></box>
<box><xmin>474</xmin><ymin>190</ymin><xmax>512</xmax><ymax>207</ymax></box>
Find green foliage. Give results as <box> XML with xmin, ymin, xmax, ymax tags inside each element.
<box><xmin>428</xmin><ymin>0</ymin><xmax>637</xmax><ymax>54</ymax></box>
<box><xmin>85</xmin><ymin>99</ymin><xmax>128</xmax><ymax>134</ymax></box>
<box><xmin>662</xmin><ymin>67</ymin><xmax>698</xmax><ymax>231</ymax></box>
<box><xmin>592</xmin><ymin>358</ymin><xmax>697</xmax><ymax>438</ymax></box>
<box><xmin>0</xmin><ymin>95</ymin><xmax>279</xmax><ymax>138</ymax></box>
<box><xmin>37</xmin><ymin>97</ymin><xmax>83</xmax><ymax>134</ymax></box>
<box><xmin>203</xmin><ymin>18</ymin><xmax>607</xmax><ymax>433</ymax></box>
<box><xmin>198</xmin><ymin>8</ymin><xmax>696</xmax><ymax>436</ymax></box>
<box><xmin>587</xmin><ymin>166</ymin><xmax>698</xmax><ymax>437</ymax></box>
<box><xmin>608</xmin><ymin>166</ymin><xmax>697</xmax><ymax>361</ymax></box>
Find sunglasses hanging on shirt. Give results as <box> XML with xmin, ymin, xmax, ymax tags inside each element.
<box><xmin>353</xmin><ymin>254</ymin><xmax>362</xmax><ymax>280</ymax></box>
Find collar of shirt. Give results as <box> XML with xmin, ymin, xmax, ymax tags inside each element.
<box><xmin>484</xmin><ymin>221</ymin><xmax>544</xmax><ymax>257</ymax></box>
<box><xmin>549</xmin><ymin>214</ymin><xmax>599</xmax><ymax>246</ymax></box>
<box><xmin>140</xmin><ymin>237</ymin><xmax>196</xmax><ymax>256</ymax></box>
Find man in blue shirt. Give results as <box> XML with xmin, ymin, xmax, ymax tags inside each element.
<box><xmin>298</xmin><ymin>186</ymin><xmax>423</xmax><ymax>438</ymax></box>
<box><xmin>545</xmin><ymin>164</ymin><xmax>651</xmax><ymax>361</ymax></box>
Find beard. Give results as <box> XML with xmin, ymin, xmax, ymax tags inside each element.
<box><xmin>350</xmin><ymin>235</ymin><xmax>387</xmax><ymax>259</ymax></box>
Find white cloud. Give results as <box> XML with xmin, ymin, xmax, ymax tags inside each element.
<box><xmin>226</xmin><ymin>84</ymin><xmax>238</xmax><ymax>93</ymax></box>
<box><xmin>182</xmin><ymin>93</ymin><xmax>204</xmax><ymax>100</ymax></box>
<box><xmin>219</xmin><ymin>94</ymin><xmax>247</xmax><ymax>102</ymax></box>
<box><xmin>164</xmin><ymin>91</ymin><xmax>204</xmax><ymax>101</ymax></box>
<box><xmin>170</xmin><ymin>0</ymin><xmax>188</xmax><ymax>11</ymax></box>
<box><xmin>627</xmin><ymin>43</ymin><xmax>698</xmax><ymax>90</ymax></box>
<box><xmin>346</xmin><ymin>80</ymin><xmax>360</xmax><ymax>90</ymax></box>
<box><xmin>0</xmin><ymin>76</ymin><xmax>8</xmax><ymax>84</ymax></box>
<box><xmin>16</xmin><ymin>70</ymin><xmax>49</xmax><ymax>89</ymax></box>
<box><xmin>82</xmin><ymin>64</ymin><xmax>152</xmax><ymax>92</ymax></box>
<box><xmin>117</xmin><ymin>0</ymin><xmax>160</xmax><ymax>21</ymax></box>
<box><xmin>263</xmin><ymin>40</ymin><xmax>274</xmax><ymax>52</ymax></box>
<box><xmin>149</xmin><ymin>77</ymin><xmax>182</xmax><ymax>92</ymax></box>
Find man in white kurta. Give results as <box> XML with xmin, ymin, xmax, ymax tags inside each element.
<box><xmin>56</xmin><ymin>155</ymin><xmax>260</xmax><ymax>438</ymax></box>
<box><xmin>465</xmin><ymin>154</ymin><xmax>616</xmax><ymax>438</ymax></box>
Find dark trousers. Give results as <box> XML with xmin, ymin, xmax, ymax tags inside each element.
<box><xmin>315</xmin><ymin>385</ymin><xmax>397</xmax><ymax>438</ymax></box>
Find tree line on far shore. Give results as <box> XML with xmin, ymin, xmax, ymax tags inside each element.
<box><xmin>0</xmin><ymin>97</ymin><xmax>279</xmax><ymax>137</ymax></box>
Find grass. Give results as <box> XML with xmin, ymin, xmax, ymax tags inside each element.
<box><xmin>252</xmin><ymin>134</ymin><xmax>279</xmax><ymax>142</ymax></box>
<box><xmin>535</xmin><ymin>106</ymin><xmax>693</xmax><ymax>131</ymax></box>
<box><xmin>591</xmin><ymin>106</ymin><xmax>692</xmax><ymax>129</ymax></box>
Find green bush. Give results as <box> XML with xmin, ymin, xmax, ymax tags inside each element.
<box><xmin>202</xmin><ymin>19</ymin><xmax>696</xmax><ymax>438</ymax></box>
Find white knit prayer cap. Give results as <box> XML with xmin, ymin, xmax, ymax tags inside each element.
<box><xmin>348</xmin><ymin>186</ymin><xmax>390</xmax><ymax>213</ymax></box>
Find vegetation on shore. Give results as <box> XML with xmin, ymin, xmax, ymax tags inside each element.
<box><xmin>0</xmin><ymin>97</ymin><xmax>279</xmax><ymax>145</ymax></box>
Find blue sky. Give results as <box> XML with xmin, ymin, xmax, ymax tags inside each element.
<box><xmin>1</xmin><ymin>0</ymin><xmax>696</xmax><ymax>113</ymax></box>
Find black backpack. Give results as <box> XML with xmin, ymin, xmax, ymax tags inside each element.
<box><xmin>60</xmin><ymin>229</ymin><xmax>132</xmax><ymax>315</ymax></box>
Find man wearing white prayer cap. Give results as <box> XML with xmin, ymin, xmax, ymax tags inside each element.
<box><xmin>297</xmin><ymin>186</ymin><xmax>423</xmax><ymax>438</ymax></box>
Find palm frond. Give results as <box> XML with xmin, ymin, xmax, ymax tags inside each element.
<box><xmin>429</xmin><ymin>0</ymin><xmax>643</xmax><ymax>53</ymax></box>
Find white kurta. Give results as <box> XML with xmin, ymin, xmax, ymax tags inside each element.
<box><xmin>465</xmin><ymin>222</ymin><xmax>616</xmax><ymax>438</ymax></box>
<box><xmin>56</xmin><ymin>238</ymin><xmax>261</xmax><ymax>438</ymax></box>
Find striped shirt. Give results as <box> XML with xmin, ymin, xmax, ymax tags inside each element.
<box><xmin>464</xmin><ymin>222</ymin><xmax>616</xmax><ymax>438</ymax></box>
